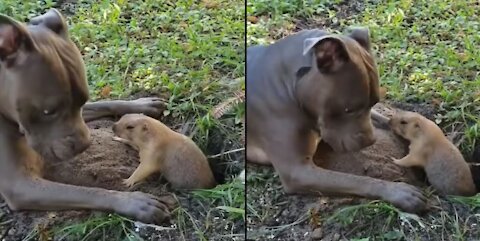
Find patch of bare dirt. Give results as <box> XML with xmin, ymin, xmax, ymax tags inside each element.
<box><xmin>0</xmin><ymin>118</ymin><xmax>244</xmax><ymax>241</ymax></box>
<box><xmin>294</xmin><ymin>0</ymin><xmax>366</xmax><ymax>32</ymax></box>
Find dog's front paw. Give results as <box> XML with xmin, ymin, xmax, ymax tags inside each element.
<box><xmin>130</xmin><ymin>97</ymin><xmax>167</xmax><ymax>118</ymax></box>
<box><xmin>113</xmin><ymin>191</ymin><xmax>173</xmax><ymax>224</ymax></box>
<box><xmin>382</xmin><ymin>182</ymin><xmax>427</xmax><ymax>214</ymax></box>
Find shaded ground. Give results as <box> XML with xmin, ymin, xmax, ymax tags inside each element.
<box><xmin>0</xmin><ymin>116</ymin><xmax>244</xmax><ymax>241</ymax></box>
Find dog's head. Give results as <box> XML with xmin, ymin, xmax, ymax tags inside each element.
<box><xmin>0</xmin><ymin>9</ymin><xmax>91</xmax><ymax>161</ymax></box>
<box><xmin>298</xmin><ymin>27</ymin><xmax>379</xmax><ymax>152</ymax></box>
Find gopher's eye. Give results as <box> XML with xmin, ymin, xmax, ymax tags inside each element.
<box><xmin>344</xmin><ymin>108</ymin><xmax>353</xmax><ymax>114</ymax></box>
<box><xmin>126</xmin><ymin>125</ymin><xmax>134</xmax><ymax>130</ymax></box>
<box><xmin>400</xmin><ymin>120</ymin><xmax>407</xmax><ymax>125</ymax></box>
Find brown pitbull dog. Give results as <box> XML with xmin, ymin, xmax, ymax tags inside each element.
<box><xmin>246</xmin><ymin>28</ymin><xmax>427</xmax><ymax>213</ymax></box>
<box><xmin>0</xmin><ymin>9</ymin><xmax>174</xmax><ymax>224</ymax></box>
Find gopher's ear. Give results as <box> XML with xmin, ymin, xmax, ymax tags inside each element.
<box><xmin>29</xmin><ymin>9</ymin><xmax>68</xmax><ymax>38</ymax></box>
<box><xmin>0</xmin><ymin>15</ymin><xmax>35</xmax><ymax>66</ymax></box>
<box><xmin>346</xmin><ymin>26</ymin><xmax>371</xmax><ymax>51</ymax></box>
<box><xmin>411</xmin><ymin>121</ymin><xmax>421</xmax><ymax>136</ymax></box>
<box><xmin>303</xmin><ymin>36</ymin><xmax>349</xmax><ymax>73</ymax></box>
<box><xmin>142</xmin><ymin>123</ymin><xmax>148</xmax><ymax>132</ymax></box>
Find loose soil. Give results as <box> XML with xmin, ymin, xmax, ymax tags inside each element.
<box><xmin>0</xmin><ymin>117</ymin><xmax>244</xmax><ymax>241</ymax></box>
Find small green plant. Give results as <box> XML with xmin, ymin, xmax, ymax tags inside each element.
<box><xmin>22</xmin><ymin>214</ymin><xmax>151</xmax><ymax>241</ymax></box>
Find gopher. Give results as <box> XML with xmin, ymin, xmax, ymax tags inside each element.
<box><xmin>112</xmin><ymin>114</ymin><xmax>217</xmax><ymax>189</ymax></box>
<box><xmin>389</xmin><ymin>111</ymin><xmax>476</xmax><ymax>196</ymax></box>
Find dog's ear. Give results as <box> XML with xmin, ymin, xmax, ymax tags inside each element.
<box><xmin>346</xmin><ymin>26</ymin><xmax>371</xmax><ymax>51</ymax></box>
<box><xmin>29</xmin><ymin>9</ymin><xmax>68</xmax><ymax>38</ymax></box>
<box><xmin>0</xmin><ymin>15</ymin><xmax>35</xmax><ymax>66</ymax></box>
<box><xmin>303</xmin><ymin>36</ymin><xmax>349</xmax><ymax>73</ymax></box>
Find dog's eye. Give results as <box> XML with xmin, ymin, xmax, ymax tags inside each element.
<box><xmin>43</xmin><ymin>108</ymin><xmax>57</xmax><ymax>116</ymax></box>
<box><xmin>400</xmin><ymin>120</ymin><xmax>407</xmax><ymax>125</ymax></box>
<box><xmin>126</xmin><ymin>125</ymin><xmax>134</xmax><ymax>130</ymax></box>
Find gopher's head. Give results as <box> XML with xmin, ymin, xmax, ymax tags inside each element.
<box><xmin>388</xmin><ymin>111</ymin><xmax>425</xmax><ymax>140</ymax></box>
<box><xmin>112</xmin><ymin>114</ymin><xmax>153</xmax><ymax>145</ymax></box>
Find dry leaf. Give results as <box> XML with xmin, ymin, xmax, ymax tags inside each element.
<box><xmin>431</xmin><ymin>98</ymin><xmax>442</xmax><ymax>106</ymax></box>
<box><xmin>247</xmin><ymin>16</ymin><xmax>259</xmax><ymax>24</ymax></box>
<box><xmin>100</xmin><ymin>85</ymin><xmax>112</xmax><ymax>98</ymax></box>
<box><xmin>379</xmin><ymin>86</ymin><xmax>387</xmax><ymax>101</ymax></box>
<box><xmin>202</xmin><ymin>0</ymin><xmax>219</xmax><ymax>9</ymax></box>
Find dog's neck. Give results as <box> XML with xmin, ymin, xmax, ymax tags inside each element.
<box><xmin>0</xmin><ymin>67</ymin><xmax>19</xmax><ymax>124</ymax></box>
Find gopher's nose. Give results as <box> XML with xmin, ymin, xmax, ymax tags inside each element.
<box><xmin>112</xmin><ymin>123</ymin><xmax>118</xmax><ymax>133</ymax></box>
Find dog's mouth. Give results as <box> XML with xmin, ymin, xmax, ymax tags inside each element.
<box><xmin>48</xmin><ymin>146</ymin><xmax>64</xmax><ymax>162</ymax></box>
<box><xmin>45</xmin><ymin>144</ymin><xmax>77</xmax><ymax>162</ymax></box>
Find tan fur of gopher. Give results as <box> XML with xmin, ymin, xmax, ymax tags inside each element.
<box><xmin>112</xmin><ymin>114</ymin><xmax>217</xmax><ymax>189</ymax></box>
<box><xmin>389</xmin><ymin>111</ymin><xmax>476</xmax><ymax>196</ymax></box>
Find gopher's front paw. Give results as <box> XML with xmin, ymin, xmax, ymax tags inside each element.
<box><xmin>389</xmin><ymin>156</ymin><xmax>400</xmax><ymax>163</ymax></box>
<box><xmin>123</xmin><ymin>178</ymin><xmax>137</xmax><ymax>188</ymax></box>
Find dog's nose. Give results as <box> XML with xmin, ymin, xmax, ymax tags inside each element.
<box><xmin>74</xmin><ymin>137</ymin><xmax>91</xmax><ymax>154</ymax></box>
<box><xmin>364</xmin><ymin>135</ymin><xmax>376</xmax><ymax>147</ymax></box>
<box><xmin>355</xmin><ymin>131</ymin><xmax>376</xmax><ymax>148</ymax></box>
<box><xmin>71</xmin><ymin>126</ymin><xmax>91</xmax><ymax>154</ymax></box>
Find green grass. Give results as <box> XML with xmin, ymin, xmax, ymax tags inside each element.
<box><xmin>247</xmin><ymin>0</ymin><xmax>480</xmax><ymax>240</ymax></box>
<box><xmin>22</xmin><ymin>214</ymin><xmax>155</xmax><ymax>241</ymax></box>
<box><xmin>0</xmin><ymin>0</ymin><xmax>245</xmax><ymax>240</ymax></box>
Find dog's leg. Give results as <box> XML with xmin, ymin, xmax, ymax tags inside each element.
<box><xmin>268</xmin><ymin>128</ymin><xmax>427</xmax><ymax>213</ymax></box>
<box><xmin>371</xmin><ymin>109</ymin><xmax>390</xmax><ymax>129</ymax></box>
<box><xmin>246</xmin><ymin>143</ymin><xmax>270</xmax><ymax>165</ymax></box>
<box><xmin>1</xmin><ymin>174</ymin><xmax>172</xmax><ymax>224</ymax></box>
<box><xmin>82</xmin><ymin>97</ymin><xmax>167</xmax><ymax>122</ymax></box>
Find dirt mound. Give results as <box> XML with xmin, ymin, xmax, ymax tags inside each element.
<box><xmin>44</xmin><ymin>119</ymin><xmax>170</xmax><ymax>194</ymax></box>
<box><xmin>45</xmin><ymin>120</ymin><xmax>134</xmax><ymax>190</ymax></box>
<box><xmin>313</xmin><ymin>103</ymin><xmax>426</xmax><ymax>186</ymax></box>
